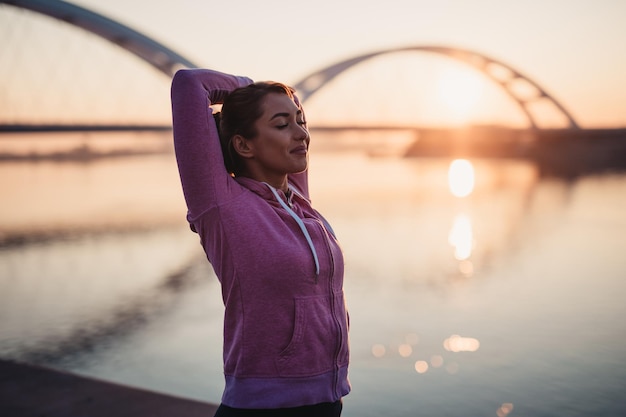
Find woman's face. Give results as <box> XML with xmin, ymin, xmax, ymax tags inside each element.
<box><xmin>244</xmin><ymin>92</ymin><xmax>309</xmax><ymax>187</ymax></box>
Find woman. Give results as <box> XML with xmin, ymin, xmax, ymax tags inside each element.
<box><xmin>170</xmin><ymin>68</ymin><xmax>350</xmax><ymax>416</ymax></box>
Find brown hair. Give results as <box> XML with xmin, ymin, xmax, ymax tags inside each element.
<box><xmin>216</xmin><ymin>81</ymin><xmax>295</xmax><ymax>176</ymax></box>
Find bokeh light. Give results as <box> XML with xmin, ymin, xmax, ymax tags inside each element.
<box><xmin>430</xmin><ymin>355</ymin><xmax>444</xmax><ymax>368</ymax></box>
<box><xmin>398</xmin><ymin>344</ymin><xmax>413</xmax><ymax>357</ymax></box>
<box><xmin>497</xmin><ymin>403</ymin><xmax>514</xmax><ymax>417</ymax></box>
<box><xmin>414</xmin><ymin>360</ymin><xmax>429</xmax><ymax>374</ymax></box>
<box><xmin>371</xmin><ymin>344</ymin><xmax>386</xmax><ymax>358</ymax></box>
<box><xmin>443</xmin><ymin>334</ymin><xmax>481</xmax><ymax>352</ymax></box>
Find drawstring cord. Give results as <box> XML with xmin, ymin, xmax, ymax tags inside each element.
<box><xmin>264</xmin><ymin>183</ymin><xmax>320</xmax><ymax>276</ymax></box>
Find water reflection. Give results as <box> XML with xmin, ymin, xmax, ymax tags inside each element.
<box><xmin>369</xmin><ymin>331</ymin><xmax>480</xmax><ymax>376</ymax></box>
<box><xmin>443</xmin><ymin>334</ymin><xmax>480</xmax><ymax>352</ymax></box>
<box><xmin>371</xmin><ymin>344</ymin><xmax>386</xmax><ymax>358</ymax></box>
<box><xmin>430</xmin><ymin>355</ymin><xmax>444</xmax><ymax>368</ymax></box>
<box><xmin>2</xmin><ymin>140</ymin><xmax>626</xmax><ymax>417</ymax></box>
<box><xmin>447</xmin><ymin>159</ymin><xmax>476</xmax><ymax>276</ymax></box>
<box><xmin>414</xmin><ymin>360</ymin><xmax>429</xmax><ymax>374</ymax></box>
<box><xmin>0</xmin><ymin>153</ymin><xmax>185</xmax><ymax>241</ymax></box>
<box><xmin>398</xmin><ymin>344</ymin><xmax>412</xmax><ymax>357</ymax></box>
<box><xmin>0</xmin><ymin>226</ymin><xmax>203</xmax><ymax>365</ymax></box>
<box><xmin>448</xmin><ymin>158</ymin><xmax>475</xmax><ymax>197</ymax></box>
<box><xmin>448</xmin><ymin>213</ymin><xmax>473</xmax><ymax>261</ymax></box>
<box><xmin>497</xmin><ymin>403</ymin><xmax>515</xmax><ymax>417</ymax></box>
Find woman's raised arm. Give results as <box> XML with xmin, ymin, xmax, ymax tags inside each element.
<box><xmin>171</xmin><ymin>69</ymin><xmax>252</xmax><ymax>222</ymax></box>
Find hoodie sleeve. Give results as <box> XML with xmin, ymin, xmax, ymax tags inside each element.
<box><xmin>171</xmin><ymin>69</ymin><xmax>253</xmax><ymax>222</ymax></box>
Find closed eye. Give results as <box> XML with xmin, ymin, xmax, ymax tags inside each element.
<box><xmin>275</xmin><ymin>120</ymin><xmax>306</xmax><ymax>129</ymax></box>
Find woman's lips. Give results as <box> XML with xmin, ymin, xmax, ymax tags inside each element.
<box><xmin>290</xmin><ymin>146</ymin><xmax>308</xmax><ymax>155</ymax></box>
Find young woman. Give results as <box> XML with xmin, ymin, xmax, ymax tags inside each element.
<box><xmin>170</xmin><ymin>68</ymin><xmax>350</xmax><ymax>416</ymax></box>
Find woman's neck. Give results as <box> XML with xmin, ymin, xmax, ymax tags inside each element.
<box><xmin>238</xmin><ymin>171</ymin><xmax>288</xmax><ymax>192</ymax></box>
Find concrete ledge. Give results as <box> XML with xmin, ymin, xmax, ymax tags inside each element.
<box><xmin>0</xmin><ymin>359</ymin><xmax>218</xmax><ymax>416</ymax></box>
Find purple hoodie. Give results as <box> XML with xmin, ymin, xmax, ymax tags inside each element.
<box><xmin>170</xmin><ymin>69</ymin><xmax>350</xmax><ymax>408</ymax></box>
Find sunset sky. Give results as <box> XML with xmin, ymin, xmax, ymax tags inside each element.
<box><xmin>2</xmin><ymin>0</ymin><xmax>626</xmax><ymax>128</ymax></box>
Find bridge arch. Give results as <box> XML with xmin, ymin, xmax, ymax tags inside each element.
<box><xmin>1</xmin><ymin>0</ymin><xmax>199</xmax><ymax>76</ymax></box>
<box><xmin>293</xmin><ymin>46</ymin><xmax>579</xmax><ymax>129</ymax></box>
<box><xmin>1</xmin><ymin>2</ymin><xmax>578</xmax><ymax>129</ymax></box>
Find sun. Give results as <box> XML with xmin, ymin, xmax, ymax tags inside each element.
<box><xmin>437</xmin><ymin>66</ymin><xmax>484</xmax><ymax>123</ymax></box>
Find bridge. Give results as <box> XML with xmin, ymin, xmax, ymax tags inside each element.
<box><xmin>1</xmin><ymin>0</ymin><xmax>581</xmax><ymax>131</ymax></box>
<box><xmin>294</xmin><ymin>46</ymin><xmax>580</xmax><ymax>129</ymax></box>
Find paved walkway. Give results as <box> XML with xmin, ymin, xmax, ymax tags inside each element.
<box><xmin>0</xmin><ymin>359</ymin><xmax>218</xmax><ymax>416</ymax></box>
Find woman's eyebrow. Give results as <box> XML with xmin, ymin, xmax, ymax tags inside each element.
<box><xmin>269</xmin><ymin>109</ymin><xmax>303</xmax><ymax>120</ymax></box>
<box><xmin>270</xmin><ymin>112</ymin><xmax>290</xmax><ymax>120</ymax></box>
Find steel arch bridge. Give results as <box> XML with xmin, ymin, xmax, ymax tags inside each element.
<box><xmin>1</xmin><ymin>0</ymin><xmax>199</xmax><ymax>76</ymax></box>
<box><xmin>293</xmin><ymin>46</ymin><xmax>580</xmax><ymax>129</ymax></box>
<box><xmin>3</xmin><ymin>1</ymin><xmax>579</xmax><ymax>129</ymax></box>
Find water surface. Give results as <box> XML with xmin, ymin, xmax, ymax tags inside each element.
<box><xmin>1</xmin><ymin>133</ymin><xmax>625</xmax><ymax>416</ymax></box>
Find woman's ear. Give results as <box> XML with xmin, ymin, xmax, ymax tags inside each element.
<box><xmin>232</xmin><ymin>134</ymin><xmax>254</xmax><ymax>159</ymax></box>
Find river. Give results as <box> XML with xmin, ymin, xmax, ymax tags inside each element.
<box><xmin>1</xmin><ymin>131</ymin><xmax>625</xmax><ymax>416</ymax></box>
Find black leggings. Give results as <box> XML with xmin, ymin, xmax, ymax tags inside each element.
<box><xmin>214</xmin><ymin>400</ymin><xmax>343</xmax><ymax>417</ymax></box>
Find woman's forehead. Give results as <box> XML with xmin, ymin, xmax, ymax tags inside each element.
<box><xmin>261</xmin><ymin>93</ymin><xmax>299</xmax><ymax>117</ymax></box>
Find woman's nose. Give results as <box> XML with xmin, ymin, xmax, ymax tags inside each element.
<box><xmin>294</xmin><ymin>124</ymin><xmax>309</xmax><ymax>141</ymax></box>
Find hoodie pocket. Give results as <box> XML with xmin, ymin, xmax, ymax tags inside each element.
<box><xmin>275</xmin><ymin>294</ymin><xmax>344</xmax><ymax>377</ymax></box>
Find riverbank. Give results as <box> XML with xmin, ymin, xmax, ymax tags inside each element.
<box><xmin>401</xmin><ymin>126</ymin><xmax>626</xmax><ymax>177</ymax></box>
<box><xmin>0</xmin><ymin>359</ymin><xmax>218</xmax><ymax>416</ymax></box>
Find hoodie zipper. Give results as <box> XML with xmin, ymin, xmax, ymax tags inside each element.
<box><xmin>267</xmin><ymin>181</ymin><xmax>343</xmax><ymax>393</ymax></box>
<box><xmin>287</xmin><ymin>184</ymin><xmax>343</xmax><ymax>392</ymax></box>
<box><xmin>325</xmin><ymin>226</ymin><xmax>343</xmax><ymax>397</ymax></box>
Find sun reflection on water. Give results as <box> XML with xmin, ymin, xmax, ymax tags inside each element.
<box><xmin>371</xmin><ymin>344</ymin><xmax>386</xmax><ymax>358</ymax></box>
<box><xmin>398</xmin><ymin>344</ymin><xmax>413</xmax><ymax>357</ymax></box>
<box><xmin>497</xmin><ymin>403</ymin><xmax>515</xmax><ymax>417</ymax></box>
<box><xmin>370</xmin><ymin>332</ymin><xmax>480</xmax><ymax>376</ymax></box>
<box><xmin>430</xmin><ymin>355</ymin><xmax>444</xmax><ymax>368</ymax></box>
<box><xmin>444</xmin><ymin>334</ymin><xmax>481</xmax><ymax>352</ymax></box>
<box><xmin>448</xmin><ymin>214</ymin><xmax>474</xmax><ymax>261</ymax></box>
<box><xmin>414</xmin><ymin>360</ymin><xmax>429</xmax><ymax>374</ymax></box>
<box><xmin>447</xmin><ymin>159</ymin><xmax>477</xmax><ymax>274</ymax></box>
<box><xmin>448</xmin><ymin>159</ymin><xmax>475</xmax><ymax>197</ymax></box>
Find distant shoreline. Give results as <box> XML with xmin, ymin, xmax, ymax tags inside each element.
<box><xmin>0</xmin><ymin>124</ymin><xmax>172</xmax><ymax>133</ymax></box>
<box><xmin>1</xmin><ymin>126</ymin><xmax>625</xmax><ymax>177</ymax></box>
<box><xmin>0</xmin><ymin>145</ymin><xmax>171</xmax><ymax>162</ymax></box>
